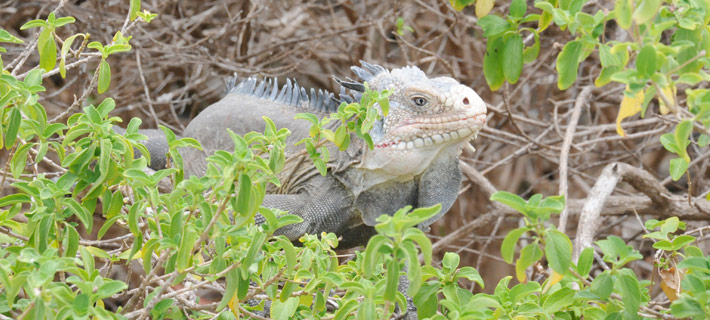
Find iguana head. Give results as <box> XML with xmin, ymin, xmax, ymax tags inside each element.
<box><xmin>342</xmin><ymin>62</ymin><xmax>487</xmax><ymax>177</ymax></box>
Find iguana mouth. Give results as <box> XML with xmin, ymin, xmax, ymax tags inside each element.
<box><xmin>375</xmin><ymin>111</ymin><xmax>486</xmax><ymax>149</ymax></box>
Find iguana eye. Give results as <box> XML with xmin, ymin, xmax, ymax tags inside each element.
<box><xmin>412</xmin><ymin>96</ymin><xmax>428</xmax><ymax>107</ymax></box>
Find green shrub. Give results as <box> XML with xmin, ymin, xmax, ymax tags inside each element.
<box><xmin>1</xmin><ymin>0</ymin><xmax>709</xmax><ymax>319</ymax></box>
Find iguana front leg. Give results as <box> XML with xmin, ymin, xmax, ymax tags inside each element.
<box><xmin>257</xmin><ymin>176</ymin><xmax>356</xmax><ymax>242</ymax></box>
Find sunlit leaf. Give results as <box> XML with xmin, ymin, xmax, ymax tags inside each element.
<box><xmin>476</xmin><ymin>0</ymin><xmax>494</xmax><ymax>18</ymax></box>
<box><xmin>616</xmin><ymin>88</ymin><xmax>644</xmax><ymax>136</ymax></box>
<box><xmin>98</xmin><ymin>59</ymin><xmax>111</xmax><ymax>94</ymax></box>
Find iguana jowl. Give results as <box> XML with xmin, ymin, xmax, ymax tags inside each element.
<box><xmin>141</xmin><ymin>62</ymin><xmax>486</xmax><ymax>248</ymax></box>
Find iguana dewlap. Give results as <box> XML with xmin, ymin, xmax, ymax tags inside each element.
<box><xmin>139</xmin><ymin>62</ymin><xmax>486</xmax><ymax>248</ymax></box>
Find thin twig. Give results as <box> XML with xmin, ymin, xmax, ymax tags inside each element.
<box><xmin>558</xmin><ymin>85</ymin><xmax>593</xmax><ymax>232</ymax></box>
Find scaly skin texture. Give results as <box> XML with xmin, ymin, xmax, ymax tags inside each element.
<box><xmin>140</xmin><ymin>62</ymin><xmax>486</xmax><ymax>248</ymax></box>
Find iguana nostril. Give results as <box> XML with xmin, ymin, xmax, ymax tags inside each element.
<box><xmin>463</xmin><ymin>97</ymin><xmax>470</xmax><ymax>105</ymax></box>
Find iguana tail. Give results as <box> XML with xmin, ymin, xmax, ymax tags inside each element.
<box><xmin>112</xmin><ymin>125</ymin><xmax>171</xmax><ymax>170</ymax></box>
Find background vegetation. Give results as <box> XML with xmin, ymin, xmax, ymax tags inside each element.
<box><xmin>0</xmin><ymin>0</ymin><xmax>709</xmax><ymax>319</ymax></box>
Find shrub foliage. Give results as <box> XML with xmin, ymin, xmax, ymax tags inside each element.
<box><xmin>0</xmin><ymin>0</ymin><xmax>709</xmax><ymax>319</ymax></box>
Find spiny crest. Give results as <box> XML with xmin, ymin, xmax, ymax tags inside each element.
<box><xmin>226</xmin><ymin>75</ymin><xmax>348</xmax><ymax>113</ymax></box>
<box><xmin>225</xmin><ymin>62</ymin><xmax>395</xmax><ymax>113</ymax></box>
<box><xmin>390</xmin><ymin>65</ymin><xmax>427</xmax><ymax>82</ymax></box>
<box><xmin>341</xmin><ymin>61</ymin><xmax>427</xmax><ymax>92</ymax></box>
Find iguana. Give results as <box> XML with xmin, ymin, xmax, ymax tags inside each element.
<box><xmin>128</xmin><ymin>62</ymin><xmax>486</xmax><ymax>248</ymax></box>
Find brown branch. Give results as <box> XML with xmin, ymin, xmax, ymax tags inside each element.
<box><xmin>573</xmin><ymin>162</ymin><xmax>710</xmax><ymax>260</ymax></box>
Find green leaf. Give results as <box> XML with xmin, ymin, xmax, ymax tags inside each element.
<box><xmin>0</xmin><ymin>194</ymin><xmax>30</xmax><ymax>207</ymax></box>
<box><xmin>414</xmin><ymin>282</ymin><xmax>440</xmax><ymax>318</ymax></box>
<box><xmin>544</xmin><ymin>229</ymin><xmax>572</xmax><ymax>274</ymax></box>
<box><xmin>96</xmin><ymin>280</ymin><xmax>127</xmax><ymax>299</ymax></box>
<box><xmin>503</xmin><ymin>34</ymin><xmax>523</xmax><ymax>84</ymax></box>
<box><xmin>477</xmin><ymin>15</ymin><xmax>511</xmax><ymax>38</ymax></box>
<box><xmin>64</xmin><ymin>198</ymin><xmax>92</xmax><ymax>231</ymax></box>
<box><xmin>97</xmin><ymin>215</ymin><xmax>121</xmax><ymax>240</ymax></box>
<box><xmin>150</xmin><ymin>299</ymin><xmax>174</xmax><ymax>319</ymax></box>
<box><xmin>98</xmin><ymin>59</ymin><xmax>111</xmax><ymax>94</ymax></box>
<box><xmin>384</xmin><ymin>258</ymin><xmax>399</xmax><ymax>302</ymax></box>
<box><xmin>407</xmin><ymin>204</ymin><xmax>441</xmax><ymax>225</ymax></box>
<box><xmin>556</xmin><ymin>40</ymin><xmax>583</xmax><ymax>90</ymax></box>
<box><xmin>0</xmin><ymin>29</ymin><xmax>23</xmax><ymax>43</ymax></box>
<box><xmin>577</xmin><ymin>247</ymin><xmax>594</xmax><ymax>277</ymax></box>
<box><xmin>683</xmin><ymin>245</ymin><xmax>704</xmax><ymax>257</ymax></box>
<box><xmin>235</xmin><ymin>173</ymin><xmax>252</xmax><ymax>216</ymax></box>
<box><xmin>538</xmin><ymin>195</ymin><xmax>566</xmax><ymax>216</ymax></box>
<box><xmin>543</xmin><ymin>287</ymin><xmax>576</xmax><ymax>313</ymax></box>
<box><xmin>403</xmin><ymin>228</ymin><xmax>432</xmax><ymax>265</ymax></box>
<box><xmin>10</xmin><ymin>143</ymin><xmax>29</xmax><ymax>179</ymax></box>
<box><xmin>294</xmin><ymin>113</ymin><xmax>320</xmax><ymax>125</ymax></box>
<box><xmin>59</xmin><ymin>34</ymin><xmax>83</xmax><ymax>78</ymax></box>
<box><xmin>335</xmin><ymin>126</ymin><xmax>347</xmax><ymax>148</ymax></box>
<box><xmin>5</xmin><ymin>107</ymin><xmax>21</xmax><ymax>149</ymax></box>
<box><xmin>54</xmin><ymin>16</ymin><xmax>76</xmax><ymax>27</ymax></box>
<box><xmin>63</xmin><ymin>224</ymin><xmax>79</xmax><ymax>258</ymax></box>
<box><xmin>105</xmin><ymin>44</ymin><xmax>132</xmax><ymax>56</ymax></box>
<box><xmin>671</xmin><ymin>235</ymin><xmax>695</xmax><ymax>250</ymax></box>
<box><xmin>176</xmin><ymin>227</ymin><xmax>198</xmax><ymax>272</ymax></box>
<box><xmin>491</xmin><ymin>191</ymin><xmax>527</xmax><ymax>215</ymax></box>
<box><xmin>241</xmin><ymin>231</ymin><xmax>266</xmax><ymax>278</ymax></box>
<box><xmin>501</xmin><ymin>227</ymin><xmax>529</xmax><ymax>264</ymax></box>
<box><xmin>276</xmin><ymin>237</ymin><xmax>297</xmax><ymax>276</ymax></box>
<box><xmin>130</xmin><ymin>0</ymin><xmax>141</xmax><ymax>21</ymax></box>
<box><xmin>671</xmin><ymin>298</ymin><xmax>707</xmax><ymax>318</ymax></box>
<box><xmin>362</xmin><ymin>105</ymin><xmax>377</xmax><ymax>132</ymax></box>
<box><xmin>523</xmin><ymin>30</ymin><xmax>540</xmax><ymax>64</ymax></box>
<box><xmin>20</xmin><ymin>19</ymin><xmax>47</xmax><ymax>30</ymax></box>
<box><xmin>615</xmin><ymin>0</ymin><xmax>633</xmax><ymax>29</ymax></box>
<box><xmin>456</xmin><ymin>267</ymin><xmax>483</xmax><ymax>288</ymax></box>
<box><xmin>619</xmin><ymin>269</ymin><xmax>642</xmax><ymax>320</ymax></box>
<box><xmin>333</xmin><ymin>300</ymin><xmax>359</xmax><ymax>320</ymax></box>
<box><xmin>516</xmin><ymin>243</ymin><xmax>543</xmax><ymax>282</ymax></box>
<box><xmin>599</xmin><ymin>44</ymin><xmax>620</xmax><ymax>67</ymax></box>
<box><xmin>510</xmin><ymin>281</ymin><xmax>541</xmax><ymax>303</ymax></box>
<box><xmin>674</xmin><ymin>120</ymin><xmax>692</xmax><ymax>156</ymax></box>
<box><xmin>442</xmin><ymin>252</ymin><xmax>461</xmax><ymax>272</ymax></box>
<box><xmin>97</xmin><ymin>97</ymin><xmax>116</xmax><ymax>117</ymax></box>
<box><xmin>677</xmin><ymin>72</ymin><xmax>703</xmax><ymax>85</ymax></box>
<box><xmin>677</xmin><ymin>256</ymin><xmax>710</xmax><ymax>273</ymax></box>
<box><xmin>217</xmin><ymin>268</ymin><xmax>239</xmax><ymax>311</ymax></box>
<box><xmin>313</xmin><ymin>158</ymin><xmax>327</xmax><ymax>176</ymax></box>
<box><xmin>73</xmin><ymin>293</ymin><xmax>90</xmax><ymax>315</ymax></box>
<box><xmin>669</xmin><ymin>157</ymin><xmax>689</xmax><ymax>181</ymax></box>
<box><xmin>661</xmin><ymin>216</ymin><xmax>679</xmax><ymax>234</ymax></box>
<box><xmin>84</xmin><ymin>246</ymin><xmax>110</xmax><ymax>259</ymax></box>
<box><xmin>509</xmin><ymin>0</ymin><xmax>527</xmax><ymax>17</ymax></box>
<box><xmin>379</xmin><ymin>97</ymin><xmax>390</xmax><ymax>116</ymax></box>
<box><xmin>591</xmin><ymin>271</ymin><xmax>613</xmax><ymax>299</ymax></box>
<box><xmin>39</xmin><ymin>29</ymin><xmax>57</xmax><ymax>71</ymax></box>
<box><xmin>633</xmin><ymin>0</ymin><xmax>662</xmax><ymax>25</ymax></box>
<box><xmin>127</xmin><ymin>203</ymin><xmax>142</xmax><ymax>237</ymax></box>
<box><xmin>364</xmin><ymin>235</ymin><xmax>389</xmax><ymax>278</ymax></box>
<box><xmin>636</xmin><ymin>45</ymin><xmax>656</xmax><ymax>78</ymax></box>
<box><xmin>660</xmin><ymin>133</ymin><xmax>679</xmax><ymax>154</ymax></box>
<box><xmin>483</xmin><ymin>37</ymin><xmax>505</xmax><ymax>91</ymax></box>
<box><xmin>271</xmin><ymin>297</ymin><xmax>299</xmax><ymax>320</ymax></box>
<box><xmin>697</xmin><ymin>134</ymin><xmax>710</xmax><ymax>147</ymax></box>
<box><xmin>357</xmin><ymin>298</ymin><xmax>376</xmax><ymax>320</ymax></box>
<box><xmin>450</xmin><ymin>0</ymin><xmax>476</xmax><ymax>11</ymax></box>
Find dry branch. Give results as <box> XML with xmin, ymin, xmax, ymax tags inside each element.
<box><xmin>573</xmin><ymin>162</ymin><xmax>710</xmax><ymax>260</ymax></box>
